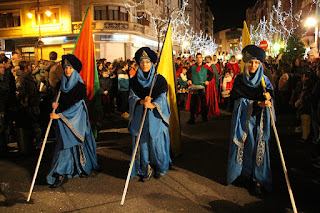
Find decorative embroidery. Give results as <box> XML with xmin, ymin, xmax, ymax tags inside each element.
<box><xmin>79</xmin><ymin>144</ymin><xmax>87</xmax><ymax>167</ymax></box>
<box><xmin>234</xmin><ymin>100</ymin><xmax>254</xmax><ymax>165</ymax></box>
<box><xmin>64</xmin><ymin>58</ymin><xmax>72</xmax><ymax>67</ymax></box>
<box><xmin>59</xmin><ymin>113</ymin><xmax>84</xmax><ymax>142</ymax></box>
<box><xmin>237</xmin><ymin>145</ymin><xmax>244</xmax><ymax>165</ymax></box>
<box><xmin>256</xmin><ymin>109</ymin><xmax>266</xmax><ymax>166</ymax></box>
<box><xmin>245</xmin><ymin>51</ymin><xmax>252</xmax><ymax>58</ymax></box>
<box><xmin>153</xmin><ymin>101</ymin><xmax>169</xmax><ymax>125</ymax></box>
<box><xmin>256</xmin><ymin>140</ymin><xmax>265</xmax><ymax>166</ymax></box>
<box><xmin>141</xmin><ymin>50</ymin><xmax>149</xmax><ymax>58</ymax></box>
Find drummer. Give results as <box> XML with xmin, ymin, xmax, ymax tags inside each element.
<box><xmin>178</xmin><ymin>66</ymin><xmax>188</xmax><ymax>110</ymax></box>
<box><xmin>187</xmin><ymin>53</ymin><xmax>213</xmax><ymax>124</ymax></box>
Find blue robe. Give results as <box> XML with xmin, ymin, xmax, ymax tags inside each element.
<box><xmin>47</xmin><ymin>71</ymin><xmax>99</xmax><ymax>184</ymax></box>
<box><xmin>128</xmin><ymin>90</ymin><xmax>171</xmax><ymax>178</ymax></box>
<box><xmin>227</xmin><ymin>64</ymin><xmax>274</xmax><ymax>192</ymax></box>
<box><xmin>128</xmin><ymin>58</ymin><xmax>171</xmax><ymax>179</ymax></box>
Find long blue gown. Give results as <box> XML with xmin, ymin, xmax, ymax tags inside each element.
<box><xmin>227</xmin><ymin>64</ymin><xmax>274</xmax><ymax>192</ymax></box>
<box><xmin>128</xmin><ymin>65</ymin><xmax>171</xmax><ymax>179</ymax></box>
<box><xmin>47</xmin><ymin>71</ymin><xmax>99</xmax><ymax>184</ymax></box>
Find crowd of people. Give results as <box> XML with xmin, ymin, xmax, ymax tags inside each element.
<box><xmin>0</xmin><ymin>45</ymin><xmax>319</xmax><ymax>190</ymax></box>
<box><xmin>0</xmin><ymin>51</ymin><xmax>64</xmax><ymax>154</ymax></box>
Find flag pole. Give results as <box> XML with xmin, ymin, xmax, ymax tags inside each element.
<box><xmin>121</xmin><ymin>20</ymin><xmax>171</xmax><ymax>206</ymax></box>
<box><xmin>261</xmin><ymin>78</ymin><xmax>297</xmax><ymax>213</ymax></box>
<box><xmin>27</xmin><ymin>91</ymin><xmax>61</xmax><ymax>202</ymax></box>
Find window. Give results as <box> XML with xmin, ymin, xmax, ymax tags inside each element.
<box><xmin>21</xmin><ymin>46</ymin><xmax>35</xmax><ymax>62</ymax></box>
<box><xmin>94</xmin><ymin>6</ymin><xmax>128</xmax><ymax>21</ymax></box>
<box><xmin>119</xmin><ymin>7</ymin><xmax>128</xmax><ymax>21</ymax></box>
<box><xmin>0</xmin><ymin>10</ymin><xmax>20</xmax><ymax>28</ymax></box>
<box><xmin>137</xmin><ymin>12</ymin><xmax>149</xmax><ymax>26</ymax></box>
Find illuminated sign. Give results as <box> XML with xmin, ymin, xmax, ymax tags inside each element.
<box><xmin>100</xmin><ymin>35</ymin><xmax>130</xmax><ymax>42</ymax></box>
<box><xmin>41</xmin><ymin>36</ymin><xmax>78</xmax><ymax>45</ymax></box>
<box><xmin>131</xmin><ymin>35</ymin><xmax>158</xmax><ymax>47</ymax></box>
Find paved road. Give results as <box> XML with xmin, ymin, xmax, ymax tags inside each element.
<box><xmin>0</xmin><ymin>110</ymin><xmax>319</xmax><ymax>212</ymax></box>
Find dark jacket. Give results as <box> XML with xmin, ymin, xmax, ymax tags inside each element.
<box><xmin>47</xmin><ymin>61</ymin><xmax>64</xmax><ymax>95</ymax></box>
<box><xmin>99</xmin><ymin>76</ymin><xmax>113</xmax><ymax>95</ymax></box>
<box><xmin>0</xmin><ymin>68</ymin><xmax>16</xmax><ymax>113</ymax></box>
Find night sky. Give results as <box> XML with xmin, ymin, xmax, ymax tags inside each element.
<box><xmin>208</xmin><ymin>0</ymin><xmax>257</xmax><ymax>32</ymax></box>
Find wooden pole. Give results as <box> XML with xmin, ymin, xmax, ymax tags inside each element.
<box><xmin>267</xmin><ymin>106</ymin><xmax>297</xmax><ymax>213</ymax></box>
<box><xmin>261</xmin><ymin>77</ymin><xmax>297</xmax><ymax>213</ymax></box>
<box><xmin>27</xmin><ymin>91</ymin><xmax>61</xmax><ymax>202</ymax></box>
<box><xmin>120</xmin><ymin>73</ymin><xmax>157</xmax><ymax>206</ymax></box>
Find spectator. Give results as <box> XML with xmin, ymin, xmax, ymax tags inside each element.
<box><xmin>16</xmin><ymin>60</ymin><xmax>41</xmax><ymax>151</ymax></box>
<box><xmin>311</xmin><ymin>65</ymin><xmax>320</xmax><ymax>144</ymax></box>
<box><xmin>295</xmin><ymin>77</ymin><xmax>313</xmax><ymax>142</ymax></box>
<box><xmin>117</xmin><ymin>61</ymin><xmax>130</xmax><ymax>118</ymax></box>
<box><xmin>175</xmin><ymin>57</ymin><xmax>183</xmax><ymax>71</ymax></box>
<box><xmin>99</xmin><ymin>68</ymin><xmax>113</xmax><ymax>115</ymax></box>
<box><xmin>278</xmin><ymin>65</ymin><xmax>291</xmax><ymax>113</ymax></box>
<box><xmin>48</xmin><ymin>51</ymin><xmax>64</xmax><ymax>96</ymax></box>
<box><xmin>128</xmin><ymin>61</ymin><xmax>138</xmax><ymax>78</ymax></box>
<box><xmin>0</xmin><ymin>56</ymin><xmax>17</xmax><ymax>154</ymax></box>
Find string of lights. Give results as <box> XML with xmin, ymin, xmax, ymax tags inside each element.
<box><xmin>249</xmin><ymin>0</ymin><xmax>318</xmax><ymax>56</ymax></box>
<box><xmin>123</xmin><ymin>0</ymin><xmax>218</xmax><ymax>55</ymax></box>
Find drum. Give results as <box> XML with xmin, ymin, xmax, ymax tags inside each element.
<box><xmin>221</xmin><ymin>90</ymin><xmax>230</xmax><ymax>98</ymax></box>
<box><xmin>188</xmin><ymin>85</ymin><xmax>205</xmax><ymax>94</ymax></box>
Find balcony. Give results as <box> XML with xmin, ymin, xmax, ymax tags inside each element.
<box><xmin>72</xmin><ymin>20</ymin><xmax>149</xmax><ymax>36</ymax></box>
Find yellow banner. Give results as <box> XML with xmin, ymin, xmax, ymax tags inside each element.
<box><xmin>157</xmin><ymin>22</ymin><xmax>181</xmax><ymax>156</ymax></box>
<box><xmin>241</xmin><ymin>21</ymin><xmax>252</xmax><ymax>73</ymax></box>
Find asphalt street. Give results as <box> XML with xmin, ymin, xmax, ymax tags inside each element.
<box><xmin>0</xmin><ymin>110</ymin><xmax>319</xmax><ymax>213</ymax></box>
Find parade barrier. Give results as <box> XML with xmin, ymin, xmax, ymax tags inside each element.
<box><xmin>262</xmin><ymin>77</ymin><xmax>297</xmax><ymax>213</ymax></box>
<box><xmin>27</xmin><ymin>91</ymin><xmax>61</xmax><ymax>202</ymax></box>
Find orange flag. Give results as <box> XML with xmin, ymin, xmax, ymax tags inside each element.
<box><xmin>73</xmin><ymin>7</ymin><xmax>99</xmax><ymax>100</ymax></box>
<box><xmin>72</xmin><ymin>7</ymin><xmax>102</xmax><ymax>136</ymax></box>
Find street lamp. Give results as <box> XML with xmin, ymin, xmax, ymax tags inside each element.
<box><xmin>306</xmin><ymin>16</ymin><xmax>319</xmax><ymax>54</ymax></box>
<box><xmin>182</xmin><ymin>40</ymin><xmax>190</xmax><ymax>56</ymax></box>
<box><xmin>273</xmin><ymin>42</ymin><xmax>281</xmax><ymax>53</ymax></box>
<box><xmin>45</xmin><ymin>10</ymin><xmax>52</xmax><ymax>17</ymax></box>
<box><xmin>27</xmin><ymin>12</ymin><xmax>33</xmax><ymax>19</ymax></box>
<box><xmin>27</xmin><ymin>0</ymin><xmax>52</xmax><ymax>59</ymax></box>
<box><xmin>236</xmin><ymin>53</ymin><xmax>242</xmax><ymax>60</ymax></box>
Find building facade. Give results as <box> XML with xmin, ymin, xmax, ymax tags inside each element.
<box><xmin>213</xmin><ymin>28</ymin><xmax>242</xmax><ymax>58</ymax></box>
<box><xmin>200</xmin><ymin>0</ymin><xmax>214</xmax><ymax>39</ymax></box>
<box><xmin>0</xmin><ymin>0</ymin><xmax>168</xmax><ymax>62</ymax></box>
